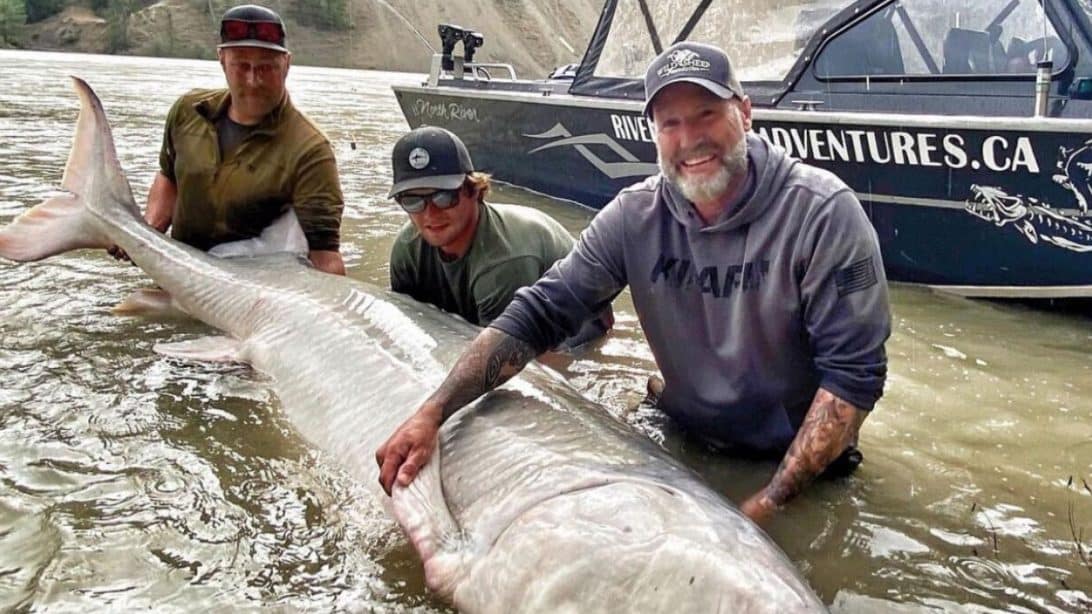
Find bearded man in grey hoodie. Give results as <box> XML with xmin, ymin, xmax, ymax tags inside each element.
<box><xmin>376</xmin><ymin>42</ymin><xmax>891</xmax><ymax>526</ymax></box>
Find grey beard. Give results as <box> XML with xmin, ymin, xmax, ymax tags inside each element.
<box><xmin>660</xmin><ymin>137</ymin><xmax>748</xmax><ymax>204</ymax></box>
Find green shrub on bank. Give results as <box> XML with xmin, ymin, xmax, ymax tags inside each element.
<box><xmin>291</xmin><ymin>0</ymin><xmax>350</xmax><ymax>31</ymax></box>
<box><xmin>0</xmin><ymin>0</ymin><xmax>26</xmax><ymax>45</ymax></box>
<box><xmin>103</xmin><ymin>0</ymin><xmax>136</xmax><ymax>52</ymax></box>
<box><xmin>25</xmin><ymin>0</ymin><xmax>64</xmax><ymax>23</ymax></box>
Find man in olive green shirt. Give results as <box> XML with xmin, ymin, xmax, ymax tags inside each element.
<box><xmin>112</xmin><ymin>4</ymin><xmax>345</xmax><ymax>274</ymax></box>
<box><xmin>388</xmin><ymin>126</ymin><xmax>612</xmax><ymax>345</ymax></box>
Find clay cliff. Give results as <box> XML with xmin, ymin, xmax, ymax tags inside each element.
<box><xmin>17</xmin><ymin>0</ymin><xmax>602</xmax><ymax>77</ymax></box>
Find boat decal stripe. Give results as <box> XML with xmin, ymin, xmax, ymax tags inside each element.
<box><xmin>857</xmin><ymin>193</ymin><xmax>966</xmax><ymax>209</ymax></box>
<box><xmin>927</xmin><ymin>284</ymin><xmax>1092</xmax><ymax>298</ymax></box>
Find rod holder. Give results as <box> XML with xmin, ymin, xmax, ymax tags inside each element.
<box><xmin>1034</xmin><ymin>60</ymin><xmax>1052</xmax><ymax>117</ymax></box>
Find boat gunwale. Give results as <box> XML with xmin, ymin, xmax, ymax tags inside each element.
<box><xmin>392</xmin><ymin>82</ymin><xmax>1092</xmax><ymax>132</ymax></box>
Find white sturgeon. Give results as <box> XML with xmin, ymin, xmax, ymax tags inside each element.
<box><xmin>0</xmin><ymin>78</ymin><xmax>826</xmax><ymax>613</ymax></box>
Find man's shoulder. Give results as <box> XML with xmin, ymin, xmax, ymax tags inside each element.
<box><xmin>613</xmin><ymin>174</ymin><xmax>661</xmax><ymax>209</ymax></box>
<box><xmin>619</xmin><ymin>174</ymin><xmax>660</xmax><ymax>198</ymax></box>
<box><xmin>167</xmin><ymin>88</ymin><xmax>225</xmax><ymax>123</ymax></box>
<box><xmin>465</xmin><ymin>203</ymin><xmax>569</xmax><ymax>274</ymax></box>
<box><xmin>484</xmin><ymin>203</ymin><xmax>573</xmax><ymax>250</ymax></box>
<box><xmin>584</xmin><ymin>175</ymin><xmax>661</xmax><ymax>225</ymax></box>
<box><xmin>280</xmin><ymin>98</ymin><xmax>331</xmax><ymax>145</ymax></box>
<box><xmin>780</xmin><ymin>158</ymin><xmax>853</xmax><ymax>204</ymax></box>
<box><xmin>177</xmin><ymin>88</ymin><xmax>227</xmax><ymax>104</ymax></box>
<box><xmin>487</xmin><ymin>202</ymin><xmax>567</xmax><ymax>233</ymax></box>
<box><xmin>771</xmin><ymin>157</ymin><xmax>869</xmax><ymax>236</ymax></box>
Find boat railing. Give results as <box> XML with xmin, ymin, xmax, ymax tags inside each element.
<box><xmin>427</xmin><ymin>54</ymin><xmax>518</xmax><ymax>87</ymax></box>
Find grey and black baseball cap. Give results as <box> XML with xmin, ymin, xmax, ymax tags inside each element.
<box><xmin>388</xmin><ymin>126</ymin><xmax>475</xmax><ymax>198</ymax></box>
<box><xmin>218</xmin><ymin>4</ymin><xmax>288</xmax><ymax>54</ymax></box>
<box><xmin>643</xmin><ymin>41</ymin><xmax>745</xmax><ymax>118</ymax></box>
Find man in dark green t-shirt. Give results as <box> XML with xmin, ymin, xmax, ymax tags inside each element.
<box><xmin>388</xmin><ymin>126</ymin><xmax>612</xmax><ymax>346</ymax></box>
<box><xmin>110</xmin><ymin>5</ymin><xmax>345</xmax><ymax>275</ymax></box>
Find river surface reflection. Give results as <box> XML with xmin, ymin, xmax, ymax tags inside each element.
<box><xmin>0</xmin><ymin>50</ymin><xmax>1089</xmax><ymax>612</ymax></box>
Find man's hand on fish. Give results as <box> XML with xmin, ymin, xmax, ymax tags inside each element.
<box><xmin>376</xmin><ymin>328</ymin><xmax>541</xmax><ymax>495</ymax></box>
<box><xmin>107</xmin><ymin>244</ymin><xmax>132</xmax><ymax>262</ymax></box>
<box><xmin>739</xmin><ymin>489</ymin><xmax>779</xmax><ymax>527</ymax></box>
<box><xmin>376</xmin><ymin>403</ymin><xmax>442</xmax><ymax>495</ymax></box>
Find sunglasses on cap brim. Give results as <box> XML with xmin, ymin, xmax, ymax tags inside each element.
<box><xmin>221</xmin><ymin>20</ymin><xmax>285</xmax><ymax>46</ymax></box>
<box><xmin>395</xmin><ymin>188</ymin><xmax>461</xmax><ymax>214</ymax></box>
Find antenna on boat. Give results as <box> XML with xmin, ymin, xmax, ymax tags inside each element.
<box><xmin>372</xmin><ymin>0</ymin><xmax>435</xmax><ymax>53</ymax></box>
<box><xmin>1033</xmin><ymin>2</ymin><xmax>1053</xmax><ymax>117</ymax></box>
<box><xmin>1039</xmin><ymin>0</ymin><xmax>1051</xmax><ymax>62</ymax></box>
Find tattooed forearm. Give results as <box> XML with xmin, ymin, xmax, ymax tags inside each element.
<box><xmin>431</xmin><ymin>328</ymin><xmax>539</xmax><ymax>422</ymax></box>
<box><xmin>762</xmin><ymin>388</ymin><xmax>867</xmax><ymax>508</ymax></box>
<box><xmin>483</xmin><ymin>334</ymin><xmax>538</xmax><ymax>389</ymax></box>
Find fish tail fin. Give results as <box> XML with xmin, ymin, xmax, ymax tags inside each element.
<box><xmin>0</xmin><ymin>193</ymin><xmax>107</xmax><ymax>261</ymax></box>
<box><xmin>0</xmin><ymin>77</ymin><xmax>137</xmax><ymax>262</ymax></box>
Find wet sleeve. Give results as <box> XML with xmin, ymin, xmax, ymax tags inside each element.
<box><xmin>158</xmin><ymin>98</ymin><xmax>183</xmax><ymax>183</ymax></box>
<box><xmin>292</xmin><ymin>138</ymin><xmax>344</xmax><ymax>252</ymax></box>
<box><xmin>798</xmin><ymin>189</ymin><xmax>891</xmax><ymax>411</ymax></box>
<box><xmin>489</xmin><ymin>197</ymin><xmax>629</xmax><ymax>352</ymax></box>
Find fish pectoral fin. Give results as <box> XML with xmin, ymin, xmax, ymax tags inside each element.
<box><xmin>113</xmin><ymin>288</ymin><xmax>187</xmax><ymax>318</ymax></box>
<box><xmin>391</xmin><ymin>450</ymin><xmax>469</xmax><ymax>599</ymax></box>
<box><xmin>208</xmin><ymin>209</ymin><xmax>309</xmax><ymax>259</ymax></box>
<box><xmin>153</xmin><ymin>336</ymin><xmax>246</xmax><ymax>363</ymax></box>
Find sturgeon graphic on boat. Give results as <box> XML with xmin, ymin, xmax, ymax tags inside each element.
<box><xmin>966</xmin><ymin>140</ymin><xmax>1092</xmax><ymax>252</ymax></box>
<box><xmin>965</xmin><ymin>185</ymin><xmax>1092</xmax><ymax>252</ymax></box>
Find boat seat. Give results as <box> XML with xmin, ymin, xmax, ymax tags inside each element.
<box><xmin>942</xmin><ymin>27</ymin><xmax>1007</xmax><ymax>74</ymax></box>
<box><xmin>815</xmin><ymin>9</ymin><xmax>905</xmax><ymax>77</ymax></box>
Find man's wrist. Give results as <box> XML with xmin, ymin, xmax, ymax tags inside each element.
<box><xmin>145</xmin><ymin>215</ymin><xmax>169</xmax><ymax>233</ymax></box>
<box><xmin>421</xmin><ymin>401</ymin><xmax>446</xmax><ymax>425</ymax></box>
<box><xmin>757</xmin><ymin>491</ymin><xmax>781</xmax><ymax>510</ymax></box>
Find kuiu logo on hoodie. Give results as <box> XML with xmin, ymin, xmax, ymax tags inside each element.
<box><xmin>650</xmin><ymin>254</ymin><xmax>770</xmax><ymax>298</ymax></box>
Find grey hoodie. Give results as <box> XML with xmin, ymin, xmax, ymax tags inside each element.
<box><xmin>491</xmin><ymin>133</ymin><xmax>890</xmax><ymax>454</ymax></box>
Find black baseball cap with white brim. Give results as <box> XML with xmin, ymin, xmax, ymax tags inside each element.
<box><xmin>389</xmin><ymin>126</ymin><xmax>475</xmax><ymax>198</ymax></box>
<box><xmin>643</xmin><ymin>41</ymin><xmax>745</xmax><ymax>118</ymax></box>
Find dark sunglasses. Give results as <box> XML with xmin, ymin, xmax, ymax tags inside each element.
<box><xmin>395</xmin><ymin>189</ymin><xmax>461</xmax><ymax>214</ymax></box>
<box><xmin>221</xmin><ymin>20</ymin><xmax>285</xmax><ymax>46</ymax></box>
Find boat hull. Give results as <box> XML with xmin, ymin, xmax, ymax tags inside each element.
<box><xmin>394</xmin><ymin>84</ymin><xmax>1092</xmax><ymax>298</ymax></box>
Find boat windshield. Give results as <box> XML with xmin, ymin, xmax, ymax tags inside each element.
<box><xmin>593</xmin><ymin>0</ymin><xmax>855</xmax><ymax>82</ymax></box>
<box><xmin>815</xmin><ymin>0</ymin><xmax>1070</xmax><ymax>77</ymax></box>
<box><xmin>1073</xmin><ymin>0</ymin><xmax>1092</xmax><ymax>36</ymax></box>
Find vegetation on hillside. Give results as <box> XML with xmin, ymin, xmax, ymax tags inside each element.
<box><xmin>0</xmin><ymin>0</ymin><xmax>27</xmax><ymax>45</ymax></box>
<box><xmin>3</xmin><ymin>0</ymin><xmax>351</xmax><ymax>51</ymax></box>
<box><xmin>290</xmin><ymin>0</ymin><xmax>348</xmax><ymax>30</ymax></box>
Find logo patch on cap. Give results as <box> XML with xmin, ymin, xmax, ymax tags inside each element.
<box><xmin>408</xmin><ymin>147</ymin><xmax>430</xmax><ymax>170</ymax></box>
<box><xmin>657</xmin><ymin>49</ymin><xmax>712</xmax><ymax>78</ymax></box>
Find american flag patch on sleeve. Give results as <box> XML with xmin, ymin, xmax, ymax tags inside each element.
<box><xmin>835</xmin><ymin>256</ymin><xmax>878</xmax><ymax>297</ymax></box>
